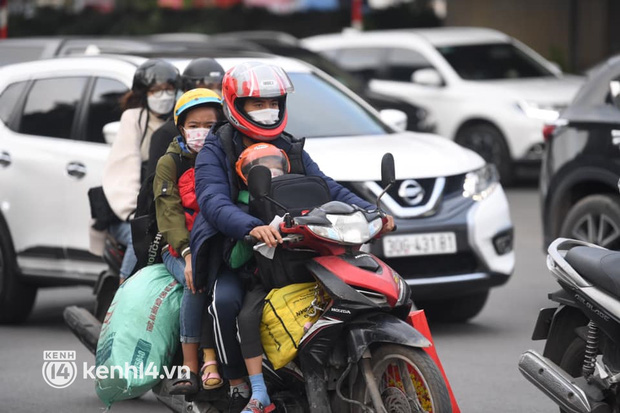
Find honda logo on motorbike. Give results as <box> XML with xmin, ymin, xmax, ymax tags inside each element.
<box><xmin>398</xmin><ymin>180</ymin><xmax>425</xmax><ymax>206</ymax></box>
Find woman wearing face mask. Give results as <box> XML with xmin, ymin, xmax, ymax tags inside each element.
<box><xmin>101</xmin><ymin>59</ymin><xmax>180</xmax><ymax>283</ymax></box>
<box><xmin>153</xmin><ymin>88</ymin><xmax>224</xmax><ymax>394</ymax></box>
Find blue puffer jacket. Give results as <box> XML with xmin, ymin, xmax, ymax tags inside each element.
<box><xmin>189</xmin><ymin>123</ymin><xmax>373</xmax><ymax>286</ymax></box>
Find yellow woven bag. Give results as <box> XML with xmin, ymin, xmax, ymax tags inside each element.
<box><xmin>260</xmin><ymin>282</ymin><xmax>324</xmax><ymax>369</ymax></box>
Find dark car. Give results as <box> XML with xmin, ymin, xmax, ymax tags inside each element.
<box><xmin>149</xmin><ymin>31</ymin><xmax>436</xmax><ymax>133</ymax></box>
<box><xmin>541</xmin><ymin>54</ymin><xmax>620</xmax><ymax>249</ymax></box>
<box><xmin>0</xmin><ymin>36</ymin><xmax>161</xmax><ymax>66</ymax></box>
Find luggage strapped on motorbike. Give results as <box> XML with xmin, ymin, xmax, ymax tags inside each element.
<box><xmin>260</xmin><ymin>282</ymin><xmax>328</xmax><ymax>369</ymax></box>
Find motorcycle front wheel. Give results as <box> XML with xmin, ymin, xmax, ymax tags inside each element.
<box><xmin>352</xmin><ymin>344</ymin><xmax>452</xmax><ymax>413</ymax></box>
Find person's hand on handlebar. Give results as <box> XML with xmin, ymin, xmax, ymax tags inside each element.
<box><xmin>249</xmin><ymin>225</ymin><xmax>283</xmax><ymax>248</ymax></box>
<box><xmin>381</xmin><ymin>214</ymin><xmax>396</xmax><ymax>234</ymax></box>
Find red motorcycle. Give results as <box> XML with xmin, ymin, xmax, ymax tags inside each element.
<box><xmin>65</xmin><ymin>153</ymin><xmax>459</xmax><ymax>413</ymax></box>
<box><xmin>234</xmin><ymin>154</ymin><xmax>457</xmax><ymax>413</ymax></box>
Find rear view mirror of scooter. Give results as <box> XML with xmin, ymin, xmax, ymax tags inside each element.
<box><xmin>377</xmin><ymin>153</ymin><xmax>396</xmax><ymax>208</ymax></box>
<box><xmin>381</xmin><ymin>152</ymin><xmax>396</xmax><ymax>189</ymax></box>
<box><xmin>248</xmin><ymin>165</ymin><xmax>292</xmax><ymax>226</ymax></box>
<box><xmin>248</xmin><ymin>164</ymin><xmax>273</xmax><ymax>200</ymax></box>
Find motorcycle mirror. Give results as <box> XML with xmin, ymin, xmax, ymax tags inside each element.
<box><xmin>248</xmin><ymin>165</ymin><xmax>272</xmax><ymax>200</ymax></box>
<box><xmin>381</xmin><ymin>153</ymin><xmax>396</xmax><ymax>188</ymax></box>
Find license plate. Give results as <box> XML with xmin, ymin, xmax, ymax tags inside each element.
<box><xmin>382</xmin><ymin>232</ymin><xmax>457</xmax><ymax>258</ymax></box>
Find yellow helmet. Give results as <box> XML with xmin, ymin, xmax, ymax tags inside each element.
<box><xmin>174</xmin><ymin>88</ymin><xmax>222</xmax><ymax>126</ymax></box>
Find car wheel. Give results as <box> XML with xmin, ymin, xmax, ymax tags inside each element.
<box><xmin>560</xmin><ymin>194</ymin><xmax>620</xmax><ymax>250</ymax></box>
<box><xmin>455</xmin><ymin>123</ymin><xmax>513</xmax><ymax>185</ymax></box>
<box><xmin>0</xmin><ymin>225</ymin><xmax>37</xmax><ymax>323</ymax></box>
<box><xmin>416</xmin><ymin>290</ymin><xmax>489</xmax><ymax>323</ymax></box>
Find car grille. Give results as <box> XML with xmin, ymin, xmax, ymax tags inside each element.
<box><xmin>341</xmin><ymin>173</ymin><xmax>466</xmax><ymax>212</ymax></box>
<box><xmin>385</xmin><ymin>252</ymin><xmax>480</xmax><ymax>278</ymax></box>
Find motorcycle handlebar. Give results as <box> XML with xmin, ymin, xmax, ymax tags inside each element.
<box><xmin>243</xmin><ymin>235</ymin><xmax>259</xmax><ymax>245</ymax></box>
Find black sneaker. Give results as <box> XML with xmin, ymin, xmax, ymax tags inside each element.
<box><xmin>228</xmin><ymin>387</ymin><xmax>251</xmax><ymax>413</ymax></box>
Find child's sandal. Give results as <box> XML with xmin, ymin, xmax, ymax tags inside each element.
<box><xmin>200</xmin><ymin>360</ymin><xmax>223</xmax><ymax>390</ymax></box>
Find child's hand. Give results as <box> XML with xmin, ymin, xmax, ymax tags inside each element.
<box><xmin>249</xmin><ymin>225</ymin><xmax>282</xmax><ymax>248</ymax></box>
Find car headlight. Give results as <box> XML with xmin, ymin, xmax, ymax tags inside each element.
<box><xmin>516</xmin><ymin>100</ymin><xmax>560</xmax><ymax>122</ymax></box>
<box><xmin>463</xmin><ymin>164</ymin><xmax>499</xmax><ymax>201</ymax></box>
<box><xmin>307</xmin><ymin>212</ymin><xmax>383</xmax><ymax>244</ymax></box>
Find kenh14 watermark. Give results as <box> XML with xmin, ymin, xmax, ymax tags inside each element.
<box><xmin>42</xmin><ymin>350</ymin><xmax>189</xmax><ymax>389</ymax></box>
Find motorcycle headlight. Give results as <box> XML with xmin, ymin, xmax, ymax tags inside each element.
<box><xmin>307</xmin><ymin>212</ymin><xmax>383</xmax><ymax>245</ymax></box>
<box><xmin>395</xmin><ymin>272</ymin><xmax>408</xmax><ymax>306</ymax></box>
<box><xmin>463</xmin><ymin>164</ymin><xmax>499</xmax><ymax>201</ymax></box>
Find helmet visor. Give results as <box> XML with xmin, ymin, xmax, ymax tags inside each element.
<box><xmin>242</xmin><ymin>155</ymin><xmax>290</xmax><ymax>182</ymax></box>
<box><xmin>229</xmin><ymin>62</ymin><xmax>294</xmax><ymax>99</ymax></box>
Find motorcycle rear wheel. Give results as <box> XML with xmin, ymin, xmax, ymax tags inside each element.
<box><xmin>352</xmin><ymin>345</ymin><xmax>452</xmax><ymax>413</ymax></box>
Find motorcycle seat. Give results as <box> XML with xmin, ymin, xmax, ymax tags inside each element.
<box><xmin>565</xmin><ymin>246</ymin><xmax>620</xmax><ymax>297</ymax></box>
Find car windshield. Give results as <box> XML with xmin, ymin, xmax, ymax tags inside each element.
<box><xmin>285</xmin><ymin>72</ymin><xmax>390</xmax><ymax>138</ymax></box>
<box><xmin>436</xmin><ymin>42</ymin><xmax>555</xmax><ymax>80</ymax></box>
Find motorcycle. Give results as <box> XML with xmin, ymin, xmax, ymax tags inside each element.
<box><xmin>216</xmin><ymin>154</ymin><xmax>454</xmax><ymax>413</ymax></box>
<box><xmin>65</xmin><ymin>153</ymin><xmax>457</xmax><ymax>413</ymax></box>
<box><xmin>519</xmin><ymin>237</ymin><xmax>620</xmax><ymax>413</ymax></box>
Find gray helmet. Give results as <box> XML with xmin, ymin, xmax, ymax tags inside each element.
<box><xmin>182</xmin><ymin>58</ymin><xmax>224</xmax><ymax>91</ymax></box>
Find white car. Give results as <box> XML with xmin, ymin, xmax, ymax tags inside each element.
<box><xmin>0</xmin><ymin>53</ymin><xmax>514</xmax><ymax>323</ymax></box>
<box><xmin>303</xmin><ymin>27</ymin><xmax>585</xmax><ymax>183</ymax></box>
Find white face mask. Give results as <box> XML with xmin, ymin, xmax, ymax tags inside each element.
<box><xmin>184</xmin><ymin>127</ymin><xmax>210</xmax><ymax>153</ymax></box>
<box><xmin>248</xmin><ymin>108</ymin><xmax>279</xmax><ymax>125</ymax></box>
<box><xmin>147</xmin><ymin>91</ymin><xmax>175</xmax><ymax>115</ymax></box>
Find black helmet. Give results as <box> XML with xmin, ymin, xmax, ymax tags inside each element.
<box><xmin>132</xmin><ymin>59</ymin><xmax>180</xmax><ymax>94</ymax></box>
<box><xmin>182</xmin><ymin>58</ymin><xmax>224</xmax><ymax>91</ymax></box>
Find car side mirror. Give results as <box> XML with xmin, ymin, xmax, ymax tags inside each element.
<box><xmin>248</xmin><ymin>165</ymin><xmax>272</xmax><ymax>200</ymax></box>
<box><xmin>103</xmin><ymin>121</ymin><xmax>120</xmax><ymax>145</ymax></box>
<box><xmin>412</xmin><ymin>68</ymin><xmax>443</xmax><ymax>87</ymax></box>
<box><xmin>379</xmin><ymin>109</ymin><xmax>408</xmax><ymax>132</ymax></box>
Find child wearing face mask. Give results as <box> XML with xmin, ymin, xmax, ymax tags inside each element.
<box><xmin>96</xmin><ymin>59</ymin><xmax>180</xmax><ymax>283</ymax></box>
<box><xmin>153</xmin><ymin>88</ymin><xmax>224</xmax><ymax>395</ymax></box>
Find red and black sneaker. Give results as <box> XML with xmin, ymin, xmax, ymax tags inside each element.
<box><xmin>241</xmin><ymin>398</ymin><xmax>276</xmax><ymax>413</ymax></box>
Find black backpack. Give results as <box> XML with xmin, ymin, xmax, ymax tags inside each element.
<box><xmin>250</xmin><ymin>174</ymin><xmax>332</xmax><ymax>290</ymax></box>
<box><xmin>130</xmin><ymin>152</ymin><xmax>192</xmax><ymax>272</ymax></box>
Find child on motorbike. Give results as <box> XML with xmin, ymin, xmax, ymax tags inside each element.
<box><xmin>191</xmin><ymin>61</ymin><xmax>395</xmax><ymax>413</ymax></box>
<box><xmin>145</xmin><ymin>58</ymin><xmax>224</xmax><ymax>178</ymax></box>
<box><xmin>153</xmin><ymin>88</ymin><xmax>224</xmax><ymax>395</ymax></box>
<box><xmin>225</xmin><ymin>143</ymin><xmax>291</xmax><ymax>270</ymax></box>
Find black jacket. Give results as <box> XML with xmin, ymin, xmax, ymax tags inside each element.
<box><xmin>145</xmin><ymin>119</ymin><xmax>178</xmax><ymax>178</ymax></box>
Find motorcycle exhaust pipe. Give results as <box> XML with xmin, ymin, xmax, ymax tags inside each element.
<box><xmin>63</xmin><ymin>306</ymin><xmax>102</xmax><ymax>355</ymax></box>
<box><xmin>518</xmin><ymin>350</ymin><xmax>592</xmax><ymax>413</ymax></box>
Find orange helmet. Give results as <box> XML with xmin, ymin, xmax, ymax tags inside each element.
<box><xmin>235</xmin><ymin>143</ymin><xmax>290</xmax><ymax>185</ymax></box>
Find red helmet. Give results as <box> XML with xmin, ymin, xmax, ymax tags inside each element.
<box><xmin>235</xmin><ymin>143</ymin><xmax>290</xmax><ymax>185</ymax></box>
<box><xmin>222</xmin><ymin>62</ymin><xmax>294</xmax><ymax>141</ymax></box>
